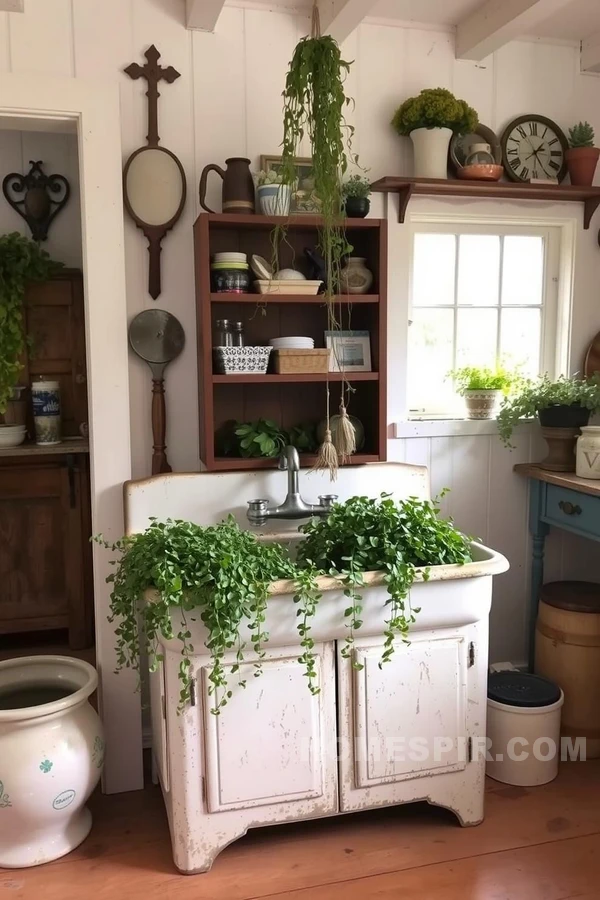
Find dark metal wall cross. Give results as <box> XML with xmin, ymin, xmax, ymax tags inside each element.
<box><xmin>124</xmin><ymin>44</ymin><xmax>180</xmax><ymax>148</ymax></box>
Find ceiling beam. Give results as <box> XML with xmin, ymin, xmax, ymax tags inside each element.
<box><xmin>581</xmin><ymin>30</ymin><xmax>600</xmax><ymax>73</ymax></box>
<box><xmin>318</xmin><ymin>0</ymin><xmax>379</xmax><ymax>44</ymax></box>
<box><xmin>0</xmin><ymin>0</ymin><xmax>24</xmax><ymax>11</ymax></box>
<box><xmin>456</xmin><ymin>0</ymin><xmax>574</xmax><ymax>61</ymax></box>
<box><xmin>185</xmin><ymin>0</ymin><xmax>226</xmax><ymax>32</ymax></box>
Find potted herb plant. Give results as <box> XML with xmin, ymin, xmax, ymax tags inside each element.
<box><xmin>341</xmin><ymin>174</ymin><xmax>371</xmax><ymax>218</ymax></box>
<box><xmin>451</xmin><ymin>365</ymin><xmax>515</xmax><ymax>420</ymax></box>
<box><xmin>0</xmin><ymin>233</ymin><xmax>61</xmax><ymax>432</ymax></box>
<box><xmin>566</xmin><ymin>122</ymin><xmax>600</xmax><ymax>186</ymax></box>
<box><xmin>497</xmin><ymin>374</ymin><xmax>600</xmax><ymax>470</ymax></box>
<box><xmin>391</xmin><ymin>87</ymin><xmax>478</xmax><ymax>179</ymax></box>
<box><xmin>254</xmin><ymin>169</ymin><xmax>292</xmax><ymax>216</ymax></box>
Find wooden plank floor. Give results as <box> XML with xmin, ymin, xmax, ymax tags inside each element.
<box><xmin>2</xmin><ymin>761</ymin><xmax>600</xmax><ymax>899</ymax></box>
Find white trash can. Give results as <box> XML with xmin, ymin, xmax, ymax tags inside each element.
<box><xmin>486</xmin><ymin>672</ymin><xmax>564</xmax><ymax>786</ymax></box>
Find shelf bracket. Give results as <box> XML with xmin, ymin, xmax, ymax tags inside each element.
<box><xmin>584</xmin><ymin>195</ymin><xmax>600</xmax><ymax>230</ymax></box>
<box><xmin>397</xmin><ymin>185</ymin><xmax>414</xmax><ymax>223</ymax></box>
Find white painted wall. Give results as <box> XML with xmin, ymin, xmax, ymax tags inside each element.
<box><xmin>1</xmin><ymin>0</ymin><xmax>600</xmax><ymax>664</ymax></box>
<box><xmin>0</xmin><ymin>129</ymin><xmax>81</xmax><ymax>267</ymax></box>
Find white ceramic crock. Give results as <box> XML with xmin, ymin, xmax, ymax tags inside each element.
<box><xmin>576</xmin><ymin>425</ymin><xmax>600</xmax><ymax>479</ymax></box>
<box><xmin>410</xmin><ymin>126</ymin><xmax>452</xmax><ymax>178</ymax></box>
<box><xmin>257</xmin><ymin>183</ymin><xmax>292</xmax><ymax>216</ymax></box>
<box><xmin>0</xmin><ymin>656</ymin><xmax>104</xmax><ymax>868</ymax></box>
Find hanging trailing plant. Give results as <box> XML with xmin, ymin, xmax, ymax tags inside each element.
<box><xmin>0</xmin><ymin>232</ymin><xmax>62</xmax><ymax>413</ymax></box>
<box><xmin>276</xmin><ymin>5</ymin><xmax>359</xmax><ymax>477</ymax></box>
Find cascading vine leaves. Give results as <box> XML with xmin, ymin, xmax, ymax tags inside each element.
<box><xmin>99</xmin><ymin>495</ymin><xmax>472</xmax><ymax>714</ymax></box>
<box><xmin>0</xmin><ymin>232</ymin><xmax>62</xmax><ymax>413</ymax></box>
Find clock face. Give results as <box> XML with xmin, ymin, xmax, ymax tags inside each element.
<box><xmin>501</xmin><ymin>115</ymin><xmax>568</xmax><ymax>183</ymax></box>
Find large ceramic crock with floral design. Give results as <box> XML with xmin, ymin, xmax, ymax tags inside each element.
<box><xmin>0</xmin><ymin>656</ymin><xmax>104</xmax><ymax>868</ymax></box>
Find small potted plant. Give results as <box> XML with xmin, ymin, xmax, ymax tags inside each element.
<box><xmin>391</xmin><ymin>87</ymin><xmax>478</xmax><ymax>179</ymax></box>
<box><xmin>254</xmin><ymin>169</ymin><xmax>292</xmax><ymax>216</ymax></box>
<box><xmin>497</xmin><ymin>373</ymin><xmax>600</xmax><ymax>471</ymax></box>
<box><xmin>450</xmin><ymin>365</ymin><xmax>514</xmax><ymax>420</ymax></box>
<box><xmin>341</xmin><ymin>174</ymin><xmax>371</xmax><ymax>218</ymax></box>
<box><xmin>566</xmin><ymin>122</ymin><xmax>600</xmax><ymax>186</ymax></box>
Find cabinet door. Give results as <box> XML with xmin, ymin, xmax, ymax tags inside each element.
<box><xmin>201</xmin><ymin>643</ymin><xmax>337</xmax><ymax>814</ymax></box>
<box><xmin>338</xmin><ymin>634</ymin><xmax>468</xmax><ymax>810</ymax></box>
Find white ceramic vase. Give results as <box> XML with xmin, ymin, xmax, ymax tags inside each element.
<box><xmin>464</xmin><ymin>389</ymin><xmax>502</xmax><ymax>420</ymax></box>
<box><xmin>257</xmin><ymin>184</ymin><xmax>291</xmax><ymax>216</ymax></box>
<box><xmin>410</xmin><ymin>127</ymin><xmax>453</xmax><ymax>178</ymax></box>
<box><xmin>0</xmin><ymin>656</ymin><xmax>104</xmax><ymax>868</ymax></box>
<box><xmin>576</xmin><ymin>425</ymin><xmax>600</xmax><ymax>479</ymax></box>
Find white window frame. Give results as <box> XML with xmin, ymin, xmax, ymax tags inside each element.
<box><xmin>406</xmin><ymin>214</ymin><xmax>572</xmax><ymax>420</ymax></box>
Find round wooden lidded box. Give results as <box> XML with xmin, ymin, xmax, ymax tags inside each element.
<box><xmin>535</xmin><ymin>581</ymin><xmax>600</xmax><ymax>759</ymax></box>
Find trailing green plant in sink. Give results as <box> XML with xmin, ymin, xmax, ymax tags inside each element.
<box><xmin>100</xmin><ymin>495</ymin><xmax>472</xmax><ymax>713</ymax></box>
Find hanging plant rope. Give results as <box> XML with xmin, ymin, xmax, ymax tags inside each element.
<box><xmin>275</xmin><ymin>2</ymin><xmax>359</xmax><ymax>477</ymax></box>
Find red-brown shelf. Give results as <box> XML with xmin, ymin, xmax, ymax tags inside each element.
<box><xmin>212</xmin><ymin>372</ymin><xmax>379</xmax><ymax>384</ymax></box>
<box><xmin>212</xmin><ymin>453</ymin><xmax>381</xmax><ymax>471</ymax></box>
<box><xmin>370</xmin><ymin>176</ymin><xmax>600</xmax><ymax>228</ymax></box>
<box><xmin>205</xmin><ymin>213</ymin><xmax>383</xmax><ymax>230</ymax></box>
<box><xmin>210</xmin><ymin>293</ymin><xmax>380</xmax><ymax>304</ymax></box>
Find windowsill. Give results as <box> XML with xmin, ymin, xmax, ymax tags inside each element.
<box><xmin>394</xmin><ymin>418</ymin><xmax>536</xmax><ymax>439</ymax></box>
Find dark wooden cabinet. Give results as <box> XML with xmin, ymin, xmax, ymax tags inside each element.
<box><xmin>193</xmin><ymin>213</ymin><xmax>388</xmax><ymax>471</ymax></box>
<box><xmin>0</xmin><ymin>447</ymin><xmax>93</xmax><ymax>650</ymax></box>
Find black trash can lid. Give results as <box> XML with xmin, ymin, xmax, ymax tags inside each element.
<box><xmin>488</xmin><ymin>671</ymin><xmax>561</xmax><ymax>708</ymax></box>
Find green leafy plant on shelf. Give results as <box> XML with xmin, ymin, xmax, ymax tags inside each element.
<box><xmin>391</xmin><ymin>87</ymin><xmax>478</xmax><ymax>136</ymax></box>
<box><xmin>497</xmin><ymin>373</ymin><xmax>600</xmax><ymax>447</ymax></box>
<box><xmin>341</xmin><ymin>174</ymin><xmax>371</xmax><ymax>200</ymax></box>
<box><xmin>0</xmin><ymin>233</ymin><xmax>62</xmax><ymax>414</ymax></box>
<box><xmin>234</xmin><ymin>419</ymin><xmax>288</xmax><ymax>458</ymax></box>
<box><xmin>99</xmin><ymin>495</ymin><xmax>472</xmax><ymax>713</ymax></box>
<box><xmin>450</xmin><ymin>365</ymin><xmax>517</xmax><ymax>396</ymax></box>
<box><xmin>568</xmin><ymin>121</ymin><xmax>595</xmax><ymax>148</ymax></box>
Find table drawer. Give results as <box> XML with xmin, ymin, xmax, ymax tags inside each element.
<box><xmin>544</xmin><ymin>484</ymin><xmax>598</xmax><ymax>534</ymax></box>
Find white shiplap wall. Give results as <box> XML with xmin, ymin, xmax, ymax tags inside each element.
<box><xmin>1</xmin><ymin>0</ymin><xmax>600</xmax><ymax>662</ymax></box>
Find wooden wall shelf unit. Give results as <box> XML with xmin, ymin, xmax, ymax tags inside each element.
<box><xmin>194</xmin><ymin>213</ymin><xmax>388</xmax><ymax>471</ymax></box>
<box><xmin>371</xmin><ymin>176</ymin><xmax>600</xmax><ymax>228</ymax></box>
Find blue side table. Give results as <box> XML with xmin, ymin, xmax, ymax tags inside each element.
<box><xmin>515</xmin><ymin>463</ymin><xmax>600</xmax><ymax>667</ymax></box>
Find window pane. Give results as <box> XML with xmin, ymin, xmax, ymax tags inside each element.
<box><xmin>412</xmin><ymin>234</ymin><xmax>455</xmax><ymax>306</ymax></box>
<box><xmin>456</xmin><ymin>308</ymin><xmax>498</xmax><ymax>368</ymax></box>
<box><xmin>502</xmin><ymin>236</ymin><xmax>544</xmax><ymax>306</ymax></box>
<box><xmin>457</xmin><ymin>235</ymin><xmax>500</xmax><ymax>306</ymax></box>
<box><xmin>408</xmin><ymin>308</ymin><xmax>455</xmax><ymax>411</ymax></box>
<box><xmin>500</xmin><ymin>307</ymin><xmax>541</xmax><ymax>376</ymax></box>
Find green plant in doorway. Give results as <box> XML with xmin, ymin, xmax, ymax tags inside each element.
<box><xmin>0</xmin><ymin>232</ymin><xmax>62</xmax><ymax>413</ymax></box>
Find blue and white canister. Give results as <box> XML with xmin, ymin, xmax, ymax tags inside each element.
<box><xmin>31</xmin><ymin>379</ymin><xmax>61</xmax><ymax>445</ymax></box>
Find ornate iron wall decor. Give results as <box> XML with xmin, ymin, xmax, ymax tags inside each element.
<box><xmin>123</xmin><ymin>45</ymin><xmax>187</xmax><ymax>300</ymax></box>
<box><xmin>2</xmin><ymin>160</ymin><xmax>70</xmax><ymax>242</ymax></box>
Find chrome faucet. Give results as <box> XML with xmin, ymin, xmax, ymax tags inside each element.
<box><xmin>247</xmin><ymin>445</ymin><xmax>338</xmax><ymax>526</ymax></box>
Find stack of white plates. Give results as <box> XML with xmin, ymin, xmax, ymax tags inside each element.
<box><xmin>269</xmin><ymin>336</ymin><xmax>314</xmax><ymax>350</ymax></box>
<box><xmin>0</xmin><ymin>424</ymin><xmax>27</xmax><ymax>448</ymax></box>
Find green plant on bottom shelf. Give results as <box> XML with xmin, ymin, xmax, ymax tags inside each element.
<box><xmin>100</xmin><ymin>495</ymin><xmax>472</xmax><ymax>713</ymax></box>
<box><xmin>450</xmin><ymin>365</ymin><xmax>516</xmax><ymax>396</ymax></box>
<box><xmin>0</xmin><ymin>233</ymin><xmax>62</xmax><ymax>414</ymax></box>
<box><xmin>235</xmin><ymin>419</ymin><xmax>288</xmax><ymax>458</ymax></box>
<box><xmin>568</xmin><ymin>122</ymin><xmax>595</xmax><ymax>148</ymax></box>
<box><xmin>497</xmin><ymin>373</ymin><xmax>600</xmax><ymax>447</ymax></box>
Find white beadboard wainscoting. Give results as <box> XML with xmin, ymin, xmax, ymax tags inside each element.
<box><xmin>389</xmin><ymin>426</ymin><xmax>600</xmax><ymax>664</ymax></box>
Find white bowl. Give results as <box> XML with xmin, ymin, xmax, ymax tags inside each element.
<box><xmin>274</xmin><ymin>268</ymin><xmax>306</xmax><ymax>280</ymax></box>
<box><xmin>269</xmin><ymin>337</ymin><xmax>314</xmax><ymax>349</ymax></box>
<box><xmin>0</xmin><ymin>425</ymin><xmax>27</xmax><ymax>448</ymax></box>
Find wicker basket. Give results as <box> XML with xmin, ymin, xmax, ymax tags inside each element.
<box><xmin>273</xmin><ymin>348</ymin><xmax>330</xmax><ymax>374</ymax></box>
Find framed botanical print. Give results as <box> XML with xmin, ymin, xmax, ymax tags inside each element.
<box><xmin>260</xmin><ymin>154</ymin><xmax>319</xmax><ymax>213</ymax></box>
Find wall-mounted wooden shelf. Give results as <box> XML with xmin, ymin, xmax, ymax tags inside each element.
<box><xmin>194</xmin><ymin>213</ymin><xmax>388</xmax><ymax>471</ymax></box>
<box><xmin>371</xmin><ymin>176</ymin><xmax>600</xmax><ymax>228</ymax></box>
<box><xmin>213</xmin><ymin>372</ymin><xmax>379</xmax><ymax>384</ymax></box>
<box><xmin>210</xmin><ymin>293</ymin><xmax>380</xmax><ymax>305</ymax></box>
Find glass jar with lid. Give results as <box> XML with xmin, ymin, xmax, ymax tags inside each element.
<box><xmin>214</xmin><ymin>319</ymin><xmax>233</xmax><ymax>347</ymax></box>
<box><xmin>465</xmin><ymin>143</ymin><xmax>495</xmax><ymax>166</ymax></box>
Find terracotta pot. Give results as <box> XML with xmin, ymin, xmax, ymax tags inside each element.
<box><xmin>199</xmin><ymin>158</ymin><xmax>255</xmax><ymax>214</ymax></box>
<box><xmin>565</xmin><ymin>147</ymin><xmax>600</xmax><ymax>187</ymax></box>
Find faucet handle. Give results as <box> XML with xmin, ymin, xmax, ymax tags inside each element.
<box><xmin>318</xmin><ymin>494</ymin><xmax>338</xmax><ymax>510</ymax></box>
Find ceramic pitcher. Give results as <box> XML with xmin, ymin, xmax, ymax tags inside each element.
<box><xmin>199</xmin><ymin>158</ymin><xmax>255</xmax><ymax>214</ymax></box>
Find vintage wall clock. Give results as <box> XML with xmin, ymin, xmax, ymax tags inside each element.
<box><xmin>501</xmin><ymin>115</ymin><xmax>568</xmax><ymax>183</ymax></box>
